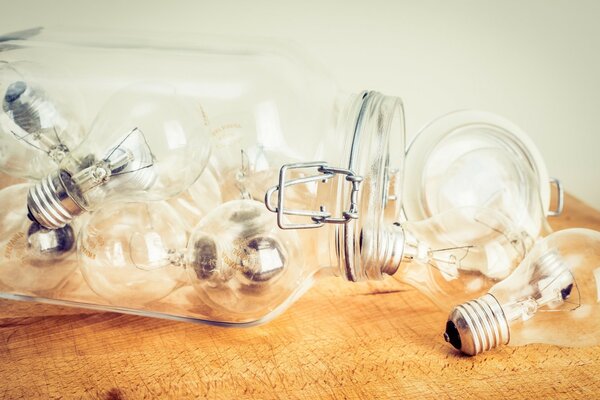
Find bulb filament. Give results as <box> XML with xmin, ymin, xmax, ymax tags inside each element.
<box><xmin>71</xmin><ymin>127</ymin><xmax>156</xmax><ymax>193</ymax></box>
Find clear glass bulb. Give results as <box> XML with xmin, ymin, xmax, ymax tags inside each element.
<box><xmin>184</xmin><ymin>199</ymin><xmax>305</xmax><ymax>319</ymax></box>
<box><xmin>78</xmin><ymin>201</ymin><xmax>188</xmax><ymax>306</ymax></box>
<box><xmin>0</xmin><ymin>61</ymin><xmax>86</xmax><ymax>178</ymax></box>
<box><xmin>445</xmin><ymin>228</ymin><xmax>600</xmax><ymax>355</ymax></box>
<box><xmin>127</xmin><ymin>199</ymin><xmax>310</xmax><ymax>322</ymax></box>
<box><xmin>27</xmin><ymin>81</ymin><xmax>211</xmax><ymax>229</ymax></box>
<box><xmin>0</xmin><ymin>183</ymin><xmax>77</xmax><ymax>294</ymax></box>
<box><xmin>362</xmin><ymin>206</ymin><xmax>533</xmax><ymax>309</ymax></box>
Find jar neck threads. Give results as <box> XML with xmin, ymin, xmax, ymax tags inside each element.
<box><xmin>335</xmin><ymin>91</ymin><xmax>405</xmax><ymax>282</ymax></box>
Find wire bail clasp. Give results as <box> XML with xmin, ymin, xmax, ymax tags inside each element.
<box><xmin>265</xmin><ymin>161</ymin><xmax>363</xmax><ymax>230</ymax></box>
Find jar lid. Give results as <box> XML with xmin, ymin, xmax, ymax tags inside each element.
<box><xmin>338</xmin><ymin>92</ymin><xmax>405</xmax><ymax>282</ymax></box>
<box><xmin>403</xmin><ymin>110</ymin><xmax>553</xmax><ymax>238</ymax></box>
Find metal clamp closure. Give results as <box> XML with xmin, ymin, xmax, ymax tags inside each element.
<box><xmin>265</xmin><ymin>161</ymin><xmax>363</xmax><ymax>230</ymax></box>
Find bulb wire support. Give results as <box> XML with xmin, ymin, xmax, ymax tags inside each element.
<box><xmin>446</xmin><ymin>293</ymin><xmax>510</xmax><ymax>356</ymax></box>
<box><xmin>27</xmin><ymin>170</ymin><xmax>84</xmax><ymax>229</ymax></box>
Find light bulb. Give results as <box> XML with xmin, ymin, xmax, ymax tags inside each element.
<box><xmin>0</xmin><ymin>61</ymin><xmax>86</xmax><ymax>178</ymax></box>
<box><xmin>361</xmin><ymin>206</ymin><xmax>533</xmax><ymax>309</ymax></box>
<box><xmin>0</xmin><ymin>183</ymin><xmax>76</xmax><ymax>294</ymax></box>
<box><xmin>78</xmin><ymin>201</ymin><xmax>188</xmax><ymax>306</ymax></box>
<box><xmin>444</xmin><ymin>228</ymin><xmax>600</xmax><ymax>356</ymax></box>
<box><xmin>183</xmin><ymin>199</ymin><xmax>304</xmax><ymax>318</ymax></box>
<box><xmin>27</xmin><ymin>82</ymin><xmax>210</xmax><ymax>229</ymax></box>
<box><xmin>129</xmin><ymin>199</ymin><xmax>307</xmax><ymax>321</ymax></box>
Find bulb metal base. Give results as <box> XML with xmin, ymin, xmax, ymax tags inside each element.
<box><xmin>375</xmin><ymin>225</ymin><xmax>406</xmax><ymax>277</ymax></box>
<box><xmin>444</xmin><ymin>293</ymin><xmax>510</xmax><ymax>356</ymax></box>
<box><xmin>357</xmin><ymin>224</ymin><xmax>405</xmax><ymax>281</ymax></box>
<box><xmin>27</xmin><ymin>170</ymin><xmax>84</xmax><ymax>229</ymax></box>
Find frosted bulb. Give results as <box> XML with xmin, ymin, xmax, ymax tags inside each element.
<box><xmin>445</xmin><ymin>228</ymin><xmax>600</xmax><ymax>356</ymax></box>
<box><xmin>0</xmin><ymin>61</ymin><xmax>86</xmax><ymax>178</ymax></box>
<box><xmin>27</xmin><ymin>82</ymin><xmax>211</xmax><ymax>229</ymax></box>
<box><xmin>78</xmin><ymin>201</ymin><xmax>188</xmax><ymax>306</ymax></box>
<box><xmin>0</xmin><ymin>183</ymin><xmax>76</xmax><ymax>293</ymax></box>
<box><xmin>363</xmin><ymin>207</ymin><xmax>533</xmax><ymax>309</ymax></box>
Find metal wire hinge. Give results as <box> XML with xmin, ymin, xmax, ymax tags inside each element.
<box><xmin>264</xmin><ymin>161</ymin><xmax>363</xmax><ymax>230</ymax></box>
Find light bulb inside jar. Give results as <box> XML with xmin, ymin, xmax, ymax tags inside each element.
<box><xmin>0</xmin><ymin>183</ymin><xmax>77</xmax><ymax>294</ymax></box>
<box><xmin>445</xmin><ymin>228</ymin><xmax>600</xmax><ymax>356</ymax></box>
<box><xmin>186</xmin><ymin>200</ymin><xmax>303</xmax><ymax>315</ymax></box>
<box><xmin>78</xmin><ymin>201</ymin><xmax>188</xmax><ymax>306</ymax></box>
<box><xmin>0</xmin><ymin>61</ymin><xmax>87</xmax><ymax>178</ymax></box>
<box><xmin>131</xmin><ymin>199</ymin><xmax>307</xmax><ymax>321</ymax></box>
<box><xmin>27</xmin><ymin>81</ymin><xmax>211</xmax><ymax>230</ymax></box>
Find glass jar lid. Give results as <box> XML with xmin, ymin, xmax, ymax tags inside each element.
<box><xmin>403</xmin><ymin>110</ymin><xmax>556</xmax><ymax>239</ymax></box>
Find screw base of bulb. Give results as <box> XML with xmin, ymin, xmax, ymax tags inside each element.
<box><xmin>27</xmin><ymin>170</ymin><xmax>85</xmax><ymax>229</ymax></box>
<box><xmin>445</xmin><ymin>293</ymin><xmax>510</xmax><ymax>356</ymax></box>
<box><xmin>356</xmin><ymin>224</ymin><xmax>405</xmax><ymax>281</ymax></box>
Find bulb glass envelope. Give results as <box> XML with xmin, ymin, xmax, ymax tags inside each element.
<box><xmin>445</xmin><ymin>228</ymin><xmax>600</xmax><ymax>355</ymax></box>
<box><xmin>0</xmin><ymin>60</ymin><xmax>87</xmax><ymax>178</ymax></box>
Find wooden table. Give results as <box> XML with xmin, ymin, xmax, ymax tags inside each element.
<box><xmin>0</xmin><ymin>193</ymin><xmax>599</xmax><ymax>399</ymax></box>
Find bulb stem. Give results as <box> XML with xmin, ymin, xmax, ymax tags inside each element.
<box><xmin>445</xmin><ymin>293</ymin><xmax>510</xmax><ymax>356</ymax></box>
<box><xmin>27</xmin><ymin>170</ymin><xmax>85</xmax><ymax>229</ymax></box>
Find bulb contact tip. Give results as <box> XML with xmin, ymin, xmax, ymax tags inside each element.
<box><xmin>27</xmin><ymin>170</ymin><xmax>84</xmax><ymax>229</ymax></box>
<box><xmin>445</xmin><ymin>294</ymin><xmax>510</xmax><ymax>356</ymax></box>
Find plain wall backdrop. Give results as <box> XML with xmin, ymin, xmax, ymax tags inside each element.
<box><xmin>1</xmin><ymin>0</ymin><xmax>599</xmax><ymax>209</ymax></box>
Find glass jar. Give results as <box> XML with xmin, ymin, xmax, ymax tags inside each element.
<box><xmin>0</xmin><ymin>28</ymin><xmax>407</xmax><ymax>324</ymax></box>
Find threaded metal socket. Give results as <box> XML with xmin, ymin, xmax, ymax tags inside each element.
<box><xmin>444</xmin><ymin>293</ymin><xmax>510</xmax><ymax>356</ymax></box>
<box><xmin>27</xmin><ymin>170</ymin><xmax>85</xmax><ymax>229</ymax></box>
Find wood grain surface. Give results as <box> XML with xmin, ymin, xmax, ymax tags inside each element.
<box><xmin>0</xmin><ymin>190</ymin><xmax>598</xmax><ymax>399</ymax></box>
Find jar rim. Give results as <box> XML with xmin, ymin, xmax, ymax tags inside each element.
<box><xmin>337</xmin><ymin>91</ymin><xmax>405</xmax><ymax>282</ymax></box>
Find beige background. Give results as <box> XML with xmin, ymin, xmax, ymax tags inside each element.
<box><xmin>1</xmin><ymin>0</ymin><xmax>599</xmax><ymax>209</ymax></box>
